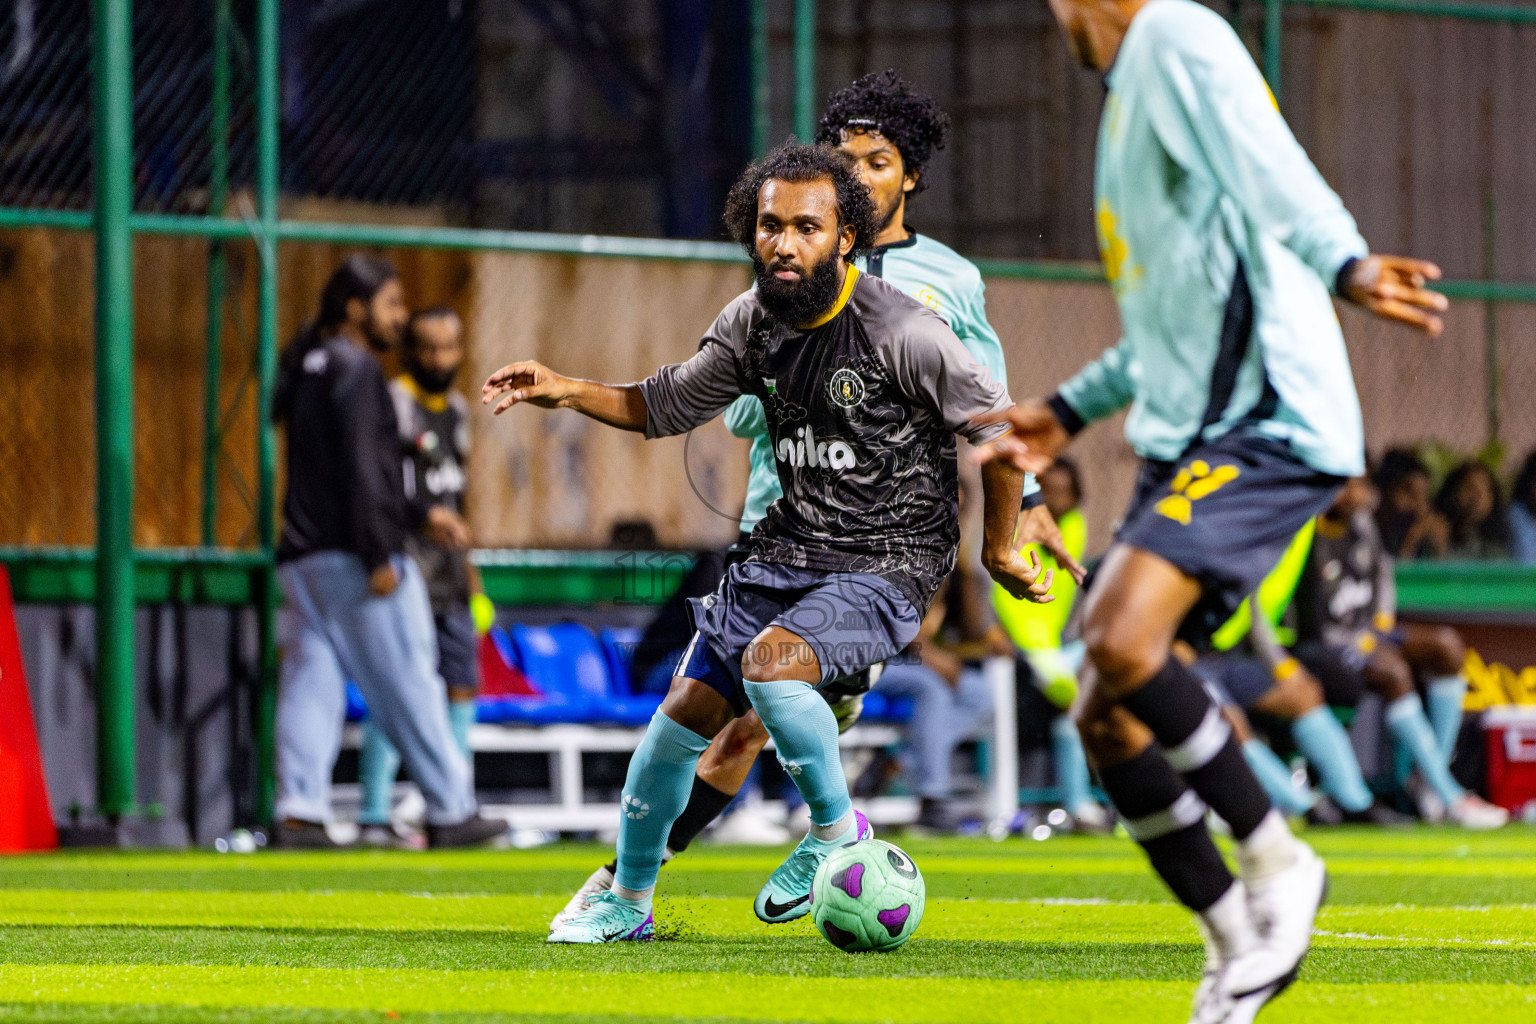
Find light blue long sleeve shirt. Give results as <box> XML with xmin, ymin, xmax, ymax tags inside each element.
<box><xmin>728</xmin><ymin>231</ymin><xmax>1032</xmax><ymax>534</ymax></box>
<box><xmin>1059</xmin><ymin>0</ymin><xmax>1369</xmax><ymax>477</ymax></box>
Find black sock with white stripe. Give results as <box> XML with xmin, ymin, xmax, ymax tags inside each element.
<box><xmin>1099</xmin><ymin>746</ymin><xmax>1234</xmax><ymax>912</ymax></box>
<box><xmin>1119</xmin><ymin>658</ymin><xmax>1272</xmax><ymax>841</ymax></box>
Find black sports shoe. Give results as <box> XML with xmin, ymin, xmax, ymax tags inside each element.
<box><xmin>272</xmin><ymin>819</ymin><xmax>344</xmax><ymax>849</ymax></box>
<box><xmin>426</xmin><ymin>814</ymin><xmax>510</xmax><ymax>849</ymax></box>
<box><xmin>1341</xmin><ymin>801</ymin><xmax>1416</xmax><ymax>827</ymax></box>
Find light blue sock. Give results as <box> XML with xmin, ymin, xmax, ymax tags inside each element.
<box><xmin>1242</xmin><ymin>738</ymin><xmax>1316</xmax><ymax>816</ymax></box>
<box><xmin>448</xmin><ymin>699</ymin><xmax>476</xmax><ymax>760</ymax></box>
<box><xmin>1051</xmin><ymin>715</ymin><xmax>1092</xmax><ymax>814</ymax></box>
<box><xmin>1385</xmin><ymin>693</ymin><xmax>1464</xmax><ymax>806</ymax></box>
<box><xmin>1292</xmin><ymin>706</ymin><xmax>1374</xmax><ymax>813</ymax></box>
<box><xmin>746</xmin><ymin>678</ymin><xmax>852</xmax><ymax>829</ymax></box>
<box><xmin>613</xmin><ymin>712</ymin><xmax>709</xmax><ymax>895</ymax></box>
<box><xmin>1426</xmin><ymin>676</ymin><xmax>1467</xmax><ymax>765</ymax></box>
<box><xmin>358</xmin><ymin>719</ymin><xmax>400</xmax><ymax>826</ymax></box>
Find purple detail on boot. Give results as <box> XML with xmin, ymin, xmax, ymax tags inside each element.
<box><xmin>625</xmin><ymin>912</ymin><xmax>655</xmax><ymax>941</ymax></box>
<box><xmin>832</xmin><ymin>861</ymin><xmax>865</xmax><ymax>899</ymax></box>
<box><xmin>877</xmin><ymin>904</ymin><xmax>910</xmax><ymax>937</ymax></box>
<box><xmin>854</xmin><ymin>809</ymin><xmax>873</xmax><ymax>841</ymax></box>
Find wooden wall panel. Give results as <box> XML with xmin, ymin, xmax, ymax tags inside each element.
<box><xmin>2</xmin><ymin>235</ymin><xmax>1530</xmax><ymax>558</ymax></box>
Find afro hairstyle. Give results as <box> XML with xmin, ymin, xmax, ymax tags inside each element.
<box><xmin>816</xmin><ymin>69</ymin><xmax>951</xmax><ymax>195</ymax></box>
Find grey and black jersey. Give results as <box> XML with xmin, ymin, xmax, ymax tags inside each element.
<box><xmin>390</xmin><ymin>376</ymin><xmax>472</xmax><ymax>612</ymax></box>
<box><xmin>1297</xmin><ymin>510</ymin><xmax>1395</xmax><ymax>649</ymax></box>
<box><xmin>637</xmin><ymin>267</ymin><xmax>1012</xmax><ymax>612</ymax></box>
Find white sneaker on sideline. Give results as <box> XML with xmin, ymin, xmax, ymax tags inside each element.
<box><xmin>709</xmin><ymin>806</ymin><xmax>791</xmax><ymax>845</ymax></box>
<box><xmin>1409</xmin><ymin>777</ymin><xmax>1447</xmax><ymax>823</ymax></box>
<box><xmin>548</xmin><ymin>863</ymin><xmax>615</xmax><ymax>933</ymax></box>
<box><xmin>1448</xmin><ymin>793</ymin><xmax>1509</xmax><ymax>830</ymax></box>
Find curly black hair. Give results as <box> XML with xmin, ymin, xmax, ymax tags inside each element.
<box><xmin>816</xmin><ymin>69</ymin><xmax>951</xmax><ymax>196</ymax></box>
<box><xmin>722</xmin><ymin>141</ymin><xmax>881</xmax><ymax>258</ymax></box>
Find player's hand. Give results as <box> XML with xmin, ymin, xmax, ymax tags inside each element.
<box><xmin>481</xmin><ymin>360</ymin><xmax>571</xmax><ymax>414</ymax></box>
<box><xmin>1017</xmin><ymin>503</ymin><xmax>1087</xmax><ymax>584</ymax></box>
<box><xmin>368</xmin><ymin>562</ymin><xmax>399</xmax><ymax>597</ymax></box>
<box><xmin>424</xmin><ymin>506</ymin><xmax>471</xmax><ymax>549</ymax></box>
<box><xmin>985</xmin><ymin>546</ymin><xmax>1056</xmax><ymax>604</ymax></box>
<box><xmin>1342</xmin><ymin>255</ymin><xmax>1448</xmax><ymax>336</ymax></box>
<box><xmin>970</xmin><ymin>402</ymin><xmax>1071</xmax><ymax>475</ymax></box>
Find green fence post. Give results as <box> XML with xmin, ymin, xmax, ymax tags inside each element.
<box><xmin>201</xmin><ymin>0</ymin><xmax>231</xmax><ymax>547</ymax></box>
<box><xmin>91</xmin><ymin>0</ymin><xmax>135</xmax><ymax>820</ymax></box>
<box><xmin>793</xmin><ymin>0</ymin><xmax>816</xmax><ymax>141</ymax></box>
<box><xmin>1264</xmin><ymin>0</ymin><xmax>1283</xmax><ymax>104</ymax></box>
<box><xmin>254</xmin><ymin>0</ymin><xmax>280</xmax><ymax>826</ymax></box>
<box><xmin>750</xmin><ymin>0</ymin><xmax>770</xmax><ymax>157</ymax></box>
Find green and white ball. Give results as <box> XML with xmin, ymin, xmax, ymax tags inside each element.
<box><xmin>809</xmin><ymin>839</ymin><xmax>925</xmax><ymax>952</ymax></box>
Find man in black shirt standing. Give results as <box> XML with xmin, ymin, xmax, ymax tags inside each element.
<box><xmin>272</xmin><ymin>256</ymin><xmax>505</xmax><ymax>849</ymax></box>
<box><xmin>357</xmin><ymin>307</ymin><xmax>486</xmax><ymax>847</ymax></box>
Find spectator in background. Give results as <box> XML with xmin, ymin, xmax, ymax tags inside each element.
<box><xmin>1505</xmin><ymin>450</ymin><xmax>1536</xmax><ymax>564</ymax></box>
<box><xmin>992</xmin><ymin>458</ymin><xmax>1107</xmax><ymax>831</ymax></box>
<box><xmin>874</xmin><ymin>563</ymin><xmax>1002</xmax><ymax>833</ymax></box>
<box><xmin>1374</xmin><ymin>448</ymin><xmax>1448</xmax><ymax>559</ymax></box>
<box><xmin>1435</xmin><ymin>461</ymin><xmax>1510</xmax><ymax>559</ymax></box>
<box><xmin>272</xmin><ymin>256</ymin><xmax>506</xmax><ymax>850</ymax></box>
<box><xmin>356</xmin><ymin>307</ymin><xmax>490</xmax><ymax>849</ymax></box>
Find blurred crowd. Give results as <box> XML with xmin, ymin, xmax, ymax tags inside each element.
<box><xmin>1376</xmin><ymin>447</ymin><xmax>1536</xmax><ymax>562</ymax></box>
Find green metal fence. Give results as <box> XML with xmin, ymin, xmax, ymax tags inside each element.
<box><xmin>2</xmin><ymin>0</ymin><xmax>1535</xmax><ymax>827</ymax></box>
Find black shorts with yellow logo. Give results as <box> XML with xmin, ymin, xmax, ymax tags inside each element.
<box><xmin>1117</xmin><ymin>431</ymin><xmax>1343</xmax><ymax>646</ymax></box>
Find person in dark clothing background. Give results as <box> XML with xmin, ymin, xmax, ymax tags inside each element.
<box><xmin>357</xmin><ymin>307</ymin><xmax>486</xmax><ymax>848</ymax></box>
<box><xmin>271</xmin><ymin>255</ymin><xmax>506</xmax><ymax>849</ymax></box>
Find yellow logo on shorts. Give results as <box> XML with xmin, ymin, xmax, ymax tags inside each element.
<box><xmin>1154</xmin><ymin>460</ymin><xmax>1241</xmax><ymax>526</ymax></box>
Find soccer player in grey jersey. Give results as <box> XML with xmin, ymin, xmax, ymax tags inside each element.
<box><xmin>485</xmin><ymin>142</ymin><xmax>1052</xmax><ymax>944</ymax></box>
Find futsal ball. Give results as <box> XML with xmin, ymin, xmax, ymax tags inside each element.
<box><xmin>810</xmin><ymin>839</ymin><xmax>925</xmax><ymax>952</ymax></box>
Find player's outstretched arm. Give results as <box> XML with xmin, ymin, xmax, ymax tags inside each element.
<box><xmin>1339</xmin><ymin>256</ymin><xmax>1447</xmax><ymax>337</ymax></box>
<box><xmin>969</xmin><ymin>401</ymin><xmax>1071</xmax><ymax>477</ymax></box>
<box><xmin>482</xmin><ymin>360</ymin><xmax>649</xmax><ymax>431</ymax></box>
<box><xmin>979</xmin><ymin>459</ymin><xmax>1054</xmax><ymax>604</ymax></box>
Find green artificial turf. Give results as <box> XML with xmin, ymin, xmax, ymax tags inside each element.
<box><xmin>0</xmin><ymin>829</ymin><xmax>1531</xmax><ymax>1022</ymax></box>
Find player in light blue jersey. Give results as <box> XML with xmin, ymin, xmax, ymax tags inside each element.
<box><xmin>550</xmin><ymin>72</ymin><xmax>1078</xmax><ymax>933</ymax></box>
<box><xmin>978</xmin><ymin>2</ymin><xmax>1448</xmax><ymax>1021</ymax></box>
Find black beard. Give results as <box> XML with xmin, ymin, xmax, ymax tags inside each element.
<box><xmin>752</xmin><ymin>251</ymin><xmax>844</xmax><ymax>325</ymax></box>
<box><xmin>408</xmin><ymin>363</ymin><xmax>458</xmax><ymax>394</ymax></box>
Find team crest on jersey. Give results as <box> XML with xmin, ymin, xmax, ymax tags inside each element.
<box><xmin>828</xmin><ymin>368</ymin><xmax>866</xmax><ymax>408</ymax></box>
<box><xmin>915</xmin><ymin>286</ymin><xmax>941</xmax><ymax>311</ymax></box>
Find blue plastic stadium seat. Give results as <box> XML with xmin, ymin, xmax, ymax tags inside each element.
<box><xmin>345</xmin><ymin>682</ymin><xmax>368</xmax><ymax>723</ymax></box>
<box><xmin>598</xmin><ymin>626</ymin><xmax>644</xmax><ymax>695</ymax></box>
<box><xmin>860</xmin><ymin>691</ymin><xmax>914</xmax><ymax>724</ymax></box>
<box><xmin>508</xmin><ymin>622</ymin><xmax>661</xmax><ymax>726</ymax></box>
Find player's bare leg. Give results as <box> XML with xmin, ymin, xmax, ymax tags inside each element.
<box><xmin>1078</xmin><ymin>544</ymin><xmax>1323</xmax><ymax>1021</ymax></box>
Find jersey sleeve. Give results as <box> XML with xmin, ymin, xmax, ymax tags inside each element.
<box><xmin>636</xmin><ymin>297</ymin><xmax>750</xmax><ymax>439</ymax></box>
<box><xmin>1140</xmin><ymin>10</ymin><xmax>1368</xmax><ymax>291</ymax></box>
<box><xmin>1053</xmin><ymin>339</ymin><xmax>1136</xmax><ymax>432</ymax></box>
<box><xmin>883</xmin><ymin>309</ymin><xmax>1013</xmax><ymax>446</ymax></box>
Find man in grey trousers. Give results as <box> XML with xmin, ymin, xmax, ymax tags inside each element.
<box><xmin>270</xmin><ymin>254</ymin><xmax>506</xmax><ymax>849</ymax></box>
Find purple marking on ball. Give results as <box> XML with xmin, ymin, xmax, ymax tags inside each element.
<box><xmin>877</xmin><ymin>904</ymin><xmax>910</xmax><ymax>937</ymax></box>
<box><xmin>831</xmin><ymin>861</ymin><xmax>865</xmax><ymax>899</ymax></box>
